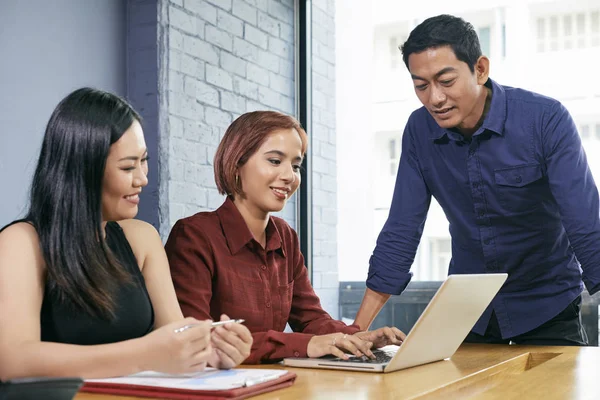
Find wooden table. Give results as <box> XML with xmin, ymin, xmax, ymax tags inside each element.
<box><xmin>76</xmin><ymin>344</ymin><xmax>600</xmax><ymax>399</ymax></box>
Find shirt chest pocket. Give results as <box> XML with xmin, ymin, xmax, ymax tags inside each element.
<box><xmin>494</xmin><ymin>164</ymin><xmax>546</xmax><ymax>213</ymax></box>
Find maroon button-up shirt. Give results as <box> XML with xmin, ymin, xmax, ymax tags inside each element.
<box><xmin>165</xmin><ymin>198</ymin><xmax>359</xmax><ymax>363</ymax></box>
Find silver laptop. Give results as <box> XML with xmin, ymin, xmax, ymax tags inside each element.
<box><xmin>283</xmin><ymin>273</ymin><xmax>507</xmax><ymax>373</ymax></box>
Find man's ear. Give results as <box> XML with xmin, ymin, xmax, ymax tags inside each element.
<box><xmin>474</xmin><ymin>56</ymin><xmax>490</xmax><ymax>85</ymax></box>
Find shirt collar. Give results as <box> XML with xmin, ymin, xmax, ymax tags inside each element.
<box><xmin>216</xmin><ymin>197</ymin><xmax>285</xmax><ymax>257</ymax></box>
<box><xmin>428</xmin><ymin>78</ymin><xmax>507</xmax><ymax>141</ymax></box>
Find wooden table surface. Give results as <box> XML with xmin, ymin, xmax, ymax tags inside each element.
<box><xmin>75</xmin><ymin>344</ymin><xmax>600</xmax><ymax>399</ymax></box>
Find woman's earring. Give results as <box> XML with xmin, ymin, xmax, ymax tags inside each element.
<box><xmin>235</xmin><ymin>175</ymin><xmax>239</xmax><ymax>186</ymax></box>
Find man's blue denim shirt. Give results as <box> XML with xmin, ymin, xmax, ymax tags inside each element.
<box><xmin>368</xmin><ymin>78</ymin><xmax>600</xmax><ymax>337</ymax></box>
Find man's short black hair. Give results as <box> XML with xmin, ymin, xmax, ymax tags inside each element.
<box><xmin>401</xmin><ymin>14</ymin><xmax>482</xmax><ymax>72</ymax></box>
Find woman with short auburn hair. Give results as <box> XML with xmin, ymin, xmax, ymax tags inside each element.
<box><xmin>166</xmin><ymin>110</ymin><xmax>405</xmax><ymax>364</ymax></box>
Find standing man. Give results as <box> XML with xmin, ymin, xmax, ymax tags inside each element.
<box><xmin>355</xmin><ymin>14</ymin><xmax>600</xmax><ymax>345</ymax></box>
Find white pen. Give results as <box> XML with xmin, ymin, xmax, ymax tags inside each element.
<box><xmin>173</xmin><ymin>319</ymin><xmax>245</xmax><ymax>333</ymax></box>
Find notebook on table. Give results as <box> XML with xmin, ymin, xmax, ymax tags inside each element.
<box><xmin>82</xmin><ymin>368</ymin><xmax>296</xmax><ymax>400</ymax></box>
<box><xmin>283</xmin><ymin>273</ymin><xmax>508</xmax><ymax>373</ymax></box>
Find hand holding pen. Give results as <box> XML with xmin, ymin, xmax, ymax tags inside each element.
<box><xmin>173</xmin><ymin>319</ymin><xmax>245</xmax><ymax>333</ymax></box>
<box><xmin>141</xmin><ymin>317</ymin><xmax>213</xmax><ymax>375</ymax></box>
<box><xmin>207</xmin><ymin>315</ymin><xmax>254</xmax><ymax>369</ymax></box>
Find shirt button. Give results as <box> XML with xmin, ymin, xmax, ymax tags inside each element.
<box><xmin>515</xmin><ymin>176</ymin><xmax>522</xmax><ymax>183</ymax></box>
<box><xmin>266</xmin><ymin>302</ymin><xmax>271</xmax><ymax>308</ymax></box>
<box><xmin>261</xmin><ymin>265</ymin><xmax>267</xmax><ymax>270</ymax></box>
<box><xmin>478</xmin><ymin>210</ymin><xmax>485</xmax><ymax>217</ymax></box>
<box><xmin>473</xmin><ymin>182</ymin><xmax>480</xmax><ymax>188</ymax></box>
<box><xmin>468</xmin><ymin>149</ymin><xmax>475</xmax><ymax>157</ymax></box>
<box><xmin>484</xmin><ymin>238</ymin><xmax>491</xmax><ymax>245</ymax></box>
<box><xmin>294</xmin><ymin>351</ymin><xmax>300</xmax><ymax>357</ymax></box>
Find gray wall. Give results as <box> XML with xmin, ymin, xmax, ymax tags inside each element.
<box><xmin>0</xmin><ymin>0</ymin><xmax>126</xmax><ymax>227</ymax></box>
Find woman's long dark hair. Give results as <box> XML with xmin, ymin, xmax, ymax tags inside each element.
<box><xmin>26</xmin><ymin>87</ymin><xmax>141</xmax><ymax>319</ymax></box>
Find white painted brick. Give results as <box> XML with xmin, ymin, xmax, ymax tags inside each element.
<box><xmin>320</xmin><ymin>141</ymin><xmax>336</xmax><ymax>161</ymax></box>
<box><xmin>177</xmin><ymin>53</ymin><xmax>205</xmax><ymax>78</ymax></box>
<box><xmin>183</xmin><ymin>35</ymin><xmax>219</xmax><ymax>65</ymax></box>
<box><xmin>268</xmin><ymin>36</ymin><xmax>292</xmax><ymax>60</ymax></box>
<box><xmin>258</xmin><ymin>49</ymin><xmax>279</xmax><ymax>72</ymax></box>
<box><xmin>221</xmin><ymin>91</ymin><xmax>247</xmax><ymax>114</ymax></box>
<box><xmin>246</xmin><ymin>100</ymin><xmax>264</xmax><ymax>112</ymax></box>
<box><xmin>313</xmin><ymin>73</ymin><xmax>334</xmax><ymax>96</ymax></box>
<box><xmin>269</xmin><ymin>71</ymin><xmax>293</xmax><ymax>97</ymax></box>
<box><xmin>244</xmin><ymin>24</ymin><xmax>268</xmax><ymax>49</ymax></box>
<box><xmin>205</xmin><ymin>25</ymin><xmax>233</xmax><ymax>52</ymax></box>
<box><xmin>279</xmin><ymin>21</ymin><xmax>293</xmax><ymax>43</ymax></box>
<box><xmin>208</xmin><ymin>188</ymin><xmax>226</xmax><ymax>208</ymax></box>
<box><xmin>257</xmin><ymin>11</ymin><xmax>279</xmax><ymax>36</ymax></box>
<box><xmin>184</xmin><ymin>120</ymin><xmax>219</xmax><ymax>145</ymax></box>
<box><xmin>168</xmin><ymin>115</ymin><xmax>184</xmax><ymax>138</ymax></box>
<box><xmin>169</xmin><ymin>5</ymin><xmax>195</xmax><ymax>34</ymax></box>
<box><xmin>168</xmin><ymin>91</ymin><xmax>203</xmax><ymax>120</ymax></box>
<box><xmin>169</xmin><ymin>158</ymin><xmax>186</xmax><ymax>181</ymax></box>
<box><xmin>220</xmin><ymin>51</ymin><xmax>247</xmax><ymax>77</ymax></box>
<box><xmin>233</xmin><ymin>37</ymin><xmax>260</xmax><ymax>63</ymax></box>
<box><xmin>258</xmin><ymin>86</ymin><xmax>280</xmax><ymax>109</ymax></box>
<box><xmin>279</xmin><ymin>58</ymin><xmax>294</xmax><ymax>79</ymax></box>
<box><xmin>184</xmin><ymin>0</ymin><xmax>217</xmax><ymax>24</ymax></box>
<box><xmin>244</xmin><ymin>0</ymin><xmax>268</xmax><ymax>12</ymax></box>
<box><xmin>206</xmin><ymin>143</ymin><xmax>220</xmax><ymax>164</ymax></box>
<box><xmin>246</xmin><ymin>63</ymin><xmax>269</xmax><ymax>86</ymax></box>
<box><xmin>184</xmin><ymin>163</ymin><xmax>214</xmax><ymax>186</ymax></box>
<box><xmin>267</xmin><ymin>1</ymin><xmax>290</xmax><ymax>23</ymax></box>
<box><xmin>232</xmin><ymin>0</ymin><xmax>257</xmax><ymax>25</ymax></box>
<box><xmin>233</xmin><ymin>76</ymin><xmax>259</xmax><ymax>99</ymax></box>
<box><xmin>278</xmin><ymin>94</ymin><xmax>294</xmax><ymax>114</ymax></box>
<box><xmin>312</xmin><ymin>57</ymin><xmax>328</xmax><ymax>77</ymax></box>
<box><xmin>169</xmin><ymin>71</ymin><xmax>185</xmax><ymax>93</ymax></box>
<box><xmin>319</xmin><ymin>272</ymin><xmax>339</xmax><ymax>289</ymax></box>
<box><xmin>205</xmin><ymin>106</ymin><xmax>233</xmax><ymax>129</ymax></box>
<box><xmin>168</xmin><ymin>49</ymin><xmax>182</xmax><ymax>74</ymax></box>
<box><xmin>169</xmin><ymin>29</ymin><xmax>184</xmax><ymax>51</ymax></box>
<box><xmin>170</xmin><ymin>137</ymin><xmax>206</xmax><ymax>163</ymax></box>
<box><xmin>206</xmin><ymin>64</ymin><xmax>233</xmax><ymax>90</ymax></box>
<box><xmin>217</xmin><ymin>9</ymin><xmax>243</xmax><ymax>37</ymax></box>
<box><xmin>188</xmin><ymin>77</ymin><xmax>220</xmax><ymax>107</ymax></box>
<box><xmin>196</xmin><ymin>19</ymin><xmax>207</xmax><ymax>38</ymax></box>
<box><xmin>205</xmin><ymin>0</ymin><xmax>232</xmax><ymax>11</ymax></box>
<box><xmin>169</xmin><ymin>203</ymin><xmax>186</xmax><ymax>226</ymax></box>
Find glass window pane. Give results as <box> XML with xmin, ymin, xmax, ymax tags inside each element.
<box><xmin>592</xmin><ymin>11</ymin><xmax>599</xmax><ymax>33</ymax></box>
<box><xmin>581</xmin><ymin>125</ymin><xmax>590</xmax><ymax>138</ymax></box>
<box><xmin>537</xmin><ymin>18</ymin><xmax>545</xmax><ymax>39</ymax></box>
<box><xmin>478</xmin><ymin>26</ymin><xmax>491</xmax><ymax>56</ymax></box>
<box><xmin>564</xmin><ymin>15</ymin><xmax>573</xmax><ymax>35</ymax></box>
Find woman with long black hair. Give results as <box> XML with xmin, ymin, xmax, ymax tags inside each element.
<box><xmin>0</xmin><ymin>88</ymin><xmax>252</xmax><ymax>380</ymax></box>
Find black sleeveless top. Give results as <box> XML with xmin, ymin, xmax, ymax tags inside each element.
<box><xmin>40</xmin><ymin>221</ymin><xmax>155</xmax><ymax>344</ymax></box>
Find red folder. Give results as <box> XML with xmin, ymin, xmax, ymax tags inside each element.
<box><xmin>80</xmin><ymin>371</ymin><xmax>296</xmax><ymax>400</ymax></box>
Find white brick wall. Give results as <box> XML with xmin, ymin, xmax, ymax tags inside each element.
<box><xmin>311</xmin><ymin>0</ymin><xmax>339</xmax><ymax>318</ymax></box>
<box><xmin>158</xmin><ymin>0</ymin><xmax>297</xmax><ymax>238</ymax></box>
<box><xmin>130</xmin><ymin>0</ymin><xmax>340</xmax><ymax>318</ymax></box>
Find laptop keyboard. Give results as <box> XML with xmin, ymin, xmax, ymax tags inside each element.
<box><xmin>337</xmin><ymin>349</ymin><xmax>395</xmax><ymax>364</ymax></box>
